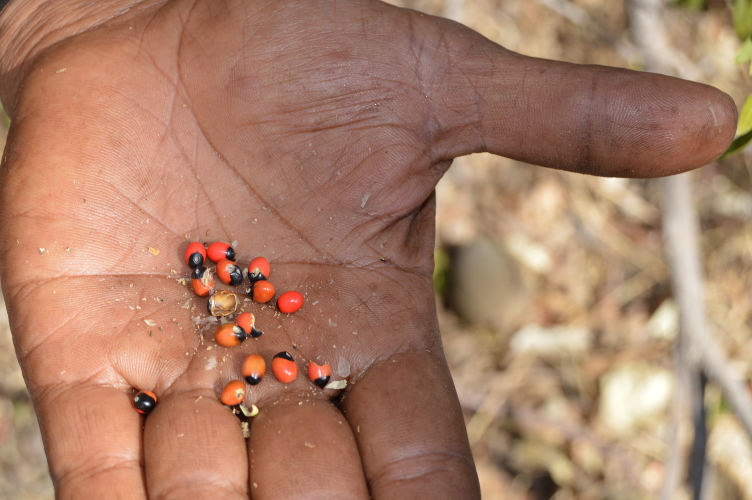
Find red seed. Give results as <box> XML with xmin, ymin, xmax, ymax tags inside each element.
<box><xmin>235</xmin><ymin>312</ymin><xmax>255</xmax><ymax>335</ymax></box>
<box><xmin>307</xmin><ymin>362</ymin><xmax>332</xmax><ymax>389</ymax></box>
<box><xmin>216</xmin><ymin>259</ymin><xmax>243</xmax><ymax>286</ymax></box>
<box><xmin>215</xmin><ymin>323</ymin><xmax>246</xmax><ymax>347</ymax></box>
<box><xmin>220</xmin><ymin>380</ymin><xmax>245</xmax><ymax>406</ymax></box>
<box><xmin>242</xmin><ymin>354</ymin><xmax>266</xmax><ymax>385</ymax></box>
<box><xmin>248</xmin><ymin>256</ymin><xmax>271</xmax><ymax>283</ymax></box>
<box><xmin>251</xmin><ymin>280</ymin><xmax>275</xmax><ymax>303</ymax></box>
<box><xmin>191</xmin><ymin>266</ymin><xmax>214</xmax><ymax>297</ymax></box>
<box><xmin>277</xmin><ymin>291</ymin><xmax>304</xmax><ymax>313</ymax></box>
<box><xmin>207</xmin><ymin>242</ymin><xmax>235</xmax><ymax>263</ymax></box>
<box><xmin>185</xmin><ymin>242</ymin><xmax>206</xmax><ymax>268</ymax></box>
<box><xmin>272</xmin><ymin>352</ymin><xmax>297</xmax><ymax>384</ymax></box>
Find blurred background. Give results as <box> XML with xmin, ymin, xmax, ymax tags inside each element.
<box><xmin>2</xmin><ymin>0</ymin><xmax>752</xmax><ymax>498</ymax></box>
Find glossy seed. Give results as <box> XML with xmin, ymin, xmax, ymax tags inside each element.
<box><xmin>220</xmin><ymin>380</ymin><xmax>245</xmax><ymax>406</ymax></box>
<box><xmin>215</xmin><ymin>323</ymin><xmax>247</xmax><ymax>347</ymax></box>
<box><xmin>191</xmin><ymin>266</ymin><xmax>214</xmax><ymax>297</ymax></box>
<box><xmin>272</xmin><ymin>352</ymin><xmax>297</xmax><ymax>384</ymax></box>
<box><xmin>277</xmin><ymin>291</ymin><xmax>304</xmax><ymax>314</ymax></box>
<box><xmin>185</xmin><ymin>242</ymin><xmax>206</xmax><ymax>268</ymax></box>
<box><xmin>242</xmin><ymin>354</ymin><xmax>266</xmax><ymax>386</ymax></box>
<box><xmin>133</xmin><ymin>390</ymin><xmax>157</xmax><ymax>414</ymax></box>
<box><xmin>251</xmin><ymin>280</ymin><xmax>275</xmax><ymax>303</ymax></box>
<box><xmin>216</xmin><ymin>259</ymin><xmax>243</xmax><ymax>286</ymax></box>
<box><xmin>207</xmin><ymin>242</ymin><xmax>236</xmax><ymax>263</ymax></box>
<box><xmin>307</xmin><ymin>362</ymin><xmax>332</xmax><ymax>389</ymax></box>
<box><xmin>235</xmin><ymin>312</ymin><xmax>255</xmax><ymax>335</ymax></box>
<box><xmin>248</xmin><ymin>256</ymin><xmax>271</xmax><ymax>283</ymax></box>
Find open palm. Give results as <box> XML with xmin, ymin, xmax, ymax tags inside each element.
<box><xmin>0</xmin><ymin>0</ymin><xmax>735</xmax><ymax>498</ymax></box>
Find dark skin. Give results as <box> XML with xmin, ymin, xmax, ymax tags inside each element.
<box><xmin>0</xmin><ymin>0</ymin><xmax>737</xmax><ymax>498</ymax></box>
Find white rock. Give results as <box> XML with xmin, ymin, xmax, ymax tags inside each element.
<box><xmin>647</xmin><ymin>299</ymin><xmax>679</xmax><ymax>341</ymax></box>
<box><xmin>506</xmin><ymin>233</ymin><xmax>552</xmax><ymax>274</ymax></box>
<box><xmin>510</xmin><ymin>324</ymin><xmax>590</xmax><ymax>358</ymax></box>
<box><xmin>598</xmin><ymin>364</ymin><xmax>673</xmax><ymax>433</ymax></box>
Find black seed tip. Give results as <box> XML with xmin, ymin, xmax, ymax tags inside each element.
<box><xmin>188</xmin><ymin>252</ymin><xmax>204</xmax><ymax>268</ymax></box>
<box><xmin>192</xmin><ymin>266</ymin><xmax>206</xmax><ymax>279</ymax></box>
<box><xmin>233</xmin><ymin>327</ymin><xmax>248</xmax><ymax>343</ymax></box>
<box><xmin>248</xmin><ymin>271</ymin><xmax>267</xmax><ymax>283</ymax></box>
<box><xmin>245</xmin><ymin>375</ymin><xmax>262</xmax><ymax>386</ymax></box>
<box><xmin>134</xmin><ymin>392</ymin><xmax>157</xmax><ymax>414</ymax></box>
<box><xmin>313</xmin><ymin>376</ymin><xmax>330</xmax><ymax>389</ymax></box>
<box><xmin>250</xmin><ymin>327</ymin><xmax>263</xmax><ymax>338</ymax></box>
<box><xmin>226</xmin><ymin>247</ymin><xmax>236</xmax><ymax>261</ymax></box>
<box><xmin>229</xmin><ymin>267</ymin><xmax>243</xmax><ymax>286</ymax></box>
<box><xmin>274</xmin><ymin>351</ymin><xmax>294</xmax><ymax>362</ymax></box>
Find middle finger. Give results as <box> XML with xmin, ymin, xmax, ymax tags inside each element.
<box><xmin>144</xmin><ymin>388</ymin><xmax>250</xmax><ymax>500</ymax></box>
<box><xmin>249</xmin><ymin>395</ymin><xmax>369</xmax><ymax>499</ymax></box>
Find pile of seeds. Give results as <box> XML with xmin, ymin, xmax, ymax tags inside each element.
<box><xmin>131</xmin><ymin>241</ymin><xmax>332</xmax><ymax>416</ymax></box>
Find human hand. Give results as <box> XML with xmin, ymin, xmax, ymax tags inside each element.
<box><xmin>0</xmin><ymin>0</ymin><xmax>735</xmax><ymax>498</ymax></box>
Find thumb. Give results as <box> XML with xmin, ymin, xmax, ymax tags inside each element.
<box><xmin>420</xmin><ymin>14</ymin><xmax>736</xmax><ymax>177</ymax></box>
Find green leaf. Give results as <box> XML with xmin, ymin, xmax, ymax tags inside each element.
<box><xmin>737</xmin><ymin>37</ymin><xmax>752</xmax><ymax>64</ymax></box>
<box><xmin>721</xmin><ymin>129</ymin><xmax>752</xmax><ymax>159</ymax></box>
<box><xmin>721</xmin><ymin>92</ymin><xmax>752</xmax><ymax>159</ymax></box>
<box><xmin>737</xmin><ymin>94</ymin><xmax>752</xmax><ymax>136</ymax></box>
<box><xmin>734</xmin><ymin>0</ymin><xmax>752</xmax><ymax>40</ymax></box>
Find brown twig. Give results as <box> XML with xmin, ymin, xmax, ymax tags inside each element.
<box><xmin>627</xmin><ymin>0</ymin><xmax>752</xmax><ymax>498</ymax></box>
